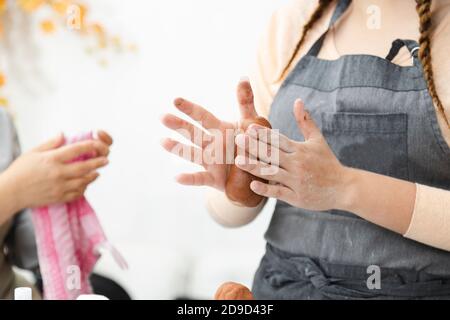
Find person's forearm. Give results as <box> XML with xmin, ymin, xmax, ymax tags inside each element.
<box><xmin>0</xmin><ymin>172</ymin><xmax>22</xmax><ymax>226</ymax></box>
<box><xmin>339</xmin><ymin>167</ymin><xmax>416</xmax><ymax>235</ymax></box>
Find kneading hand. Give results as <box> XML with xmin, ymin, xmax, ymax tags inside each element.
<box><xmin>234</xmin><ymin>99</ymin><xmax>353</xmax><ymax>212</ymax></box>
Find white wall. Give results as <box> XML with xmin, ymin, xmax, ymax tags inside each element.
<box><xmin>8</xmin><ymin>0</ymin><xmax>290</xmax><ymax>299</ymax></box>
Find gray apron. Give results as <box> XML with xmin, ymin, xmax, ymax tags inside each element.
<box><xmin>253</xmin><ymin>0</ymin><xmax>450</xmax><ymax>300</ymax></box>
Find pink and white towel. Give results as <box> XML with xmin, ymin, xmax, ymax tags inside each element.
<box><xmin>32</xmin><ymin>132</ymin><xmax>127</xmax><ymax>300</ymax></box>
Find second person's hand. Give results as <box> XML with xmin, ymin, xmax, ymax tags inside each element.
<box><xmin>2</xmin><ymin>131</ymin><xmax>112</xmax><ymax>213</ymax></box>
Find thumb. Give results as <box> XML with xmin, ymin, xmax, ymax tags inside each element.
<box><xmin>96</xmin><ymin>130</ymin><xmax>113</xmax><ymax>146</ymax></box>
<box><xmin>237</xmin><ymin>77</ymin><xmax>258</xmax><ymax>120</ymax></box>
<box><xmin>293</xmin><ymin>99</ymin><xmax>320</xmax><ymax>141</ymax></box>
<box><xmin>33</xmin><ymin>133</ymin><xmax>65</xmax><ymax>152</ymax></box>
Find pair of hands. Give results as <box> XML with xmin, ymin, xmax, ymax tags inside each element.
<box><xmin>161</xmin><ymin>79</ymin><xmax>352</xmax><ymax>212</ymax></box>
<box><xmin>2</xmin><ymin>131</ymin><xmax>113</xmax><ymax>214</ymax></box>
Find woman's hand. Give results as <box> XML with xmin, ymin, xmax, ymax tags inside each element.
<box><xmin>161</xmin><ymin>79</ymin><xmax>262</xmax><ymax>192</ymax></box>
<box><xmin>234</xmin><ymin>98</ymin><xmax>417</xmax><ymax>234</ymax></box>
<box><xmin>234</xmin><ymin>99</ymin><xmax>353</xmax><ymax>212</ymax></box>
<box><xmin>1</xmin><ymin>130</ymin><xmax>113</xmax><ymax>213</ymax></box>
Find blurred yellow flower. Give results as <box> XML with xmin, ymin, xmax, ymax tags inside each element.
<box><xmin>52</xmin><ymin>0</ymin><xmax>70</xmax><ymax>16</ymax></box>
<box><xmin>0</xmin><ymin>97</ymin><xmax>8</xmax><ymax>107</ymax></box>
<box><xmin>90</xmin><ymin>23</ymin><xmax>105</xmax><ymax>35</ymax></box>
<box><xmin>0</xmin><ymin>0</ymin><xmax>6</xmax><ymax>14</ymax></box>
<box><xmin>0</xmin><ymin>72</ymin><xmax>5</xmax><ymax>87</ymax></box>
<box><xmin>0</xmin><ymin>0</ymin><xmax>136</xmax><ymax>108</ymax></box>
<box><xmin>17</xmin><ymin>0</ymin><xmax>46</xmax><ymax>12</ymax></box>
<box><xmin>40</xmin><ymin>19</ymin><xmax>55</xmax><ymax>33</ymax></box>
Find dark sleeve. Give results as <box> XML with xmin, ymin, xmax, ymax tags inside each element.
<box><xmin>6</xmin><ymin>210</ymin><xmax>39</xmax><ymax>271</ymax></box>
<box><xmin>2</xmin><ymin>112</ymin><xmax>39</xmax><ymax>271</ymax></box>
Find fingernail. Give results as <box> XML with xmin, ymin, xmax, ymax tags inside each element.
<box><xmin>246</xmin><ymin>126</ymin><xmax>257</xmax><ymax>137</ymax></box>
<box><xmin>250</xmin><ymin>181</ymin><xmax>260</xmax><ymax>192</ymax></box>
<box><xmin>175</xmin><ymin>174</ymin><xmax>184</xmax><ymax>183</ymax></box>
<box><xmin>240</xmin><ymin>76</ymin><xmax>250</xmax><ymax>82</ymax></box>
<box><xmin>235</xmin><ymin>134</ymin><xmax>245</xmax><ymax>146</ymax></box>
<box><xmin>174</xmin><ymin>98</ymin><xmax>184</xmax><ymax>107</ymax></box>
<box><xmin>235</xmin><ymin>155</ymin><xmax>246</xmax><ymax>166</ymax></box>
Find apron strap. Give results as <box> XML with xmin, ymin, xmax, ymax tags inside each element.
<box><xmin>306</xmin><ymin>0</ymin><xmax>352</xmax><ymax>57</ymax></box>
<box><xmin>385</xmin><ymin>39</ymin><xmax>421</xmax><ymax>67</ymax></box>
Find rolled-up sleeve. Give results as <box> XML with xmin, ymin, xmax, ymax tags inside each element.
<box><xmin>404</xmin><ymin>184</ymin><xmax>450</xmax><ymax>251</ymax></box>
<box><xmin>206</xmin><ymin>189</ymin><xmax>266</xmax><ymax>228</ymax></box>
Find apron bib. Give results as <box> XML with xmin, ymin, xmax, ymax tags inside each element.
<box><xmin>253</xmin><ymin>0</ymin><xmax>450</xmax><ymax>299</ymax></box>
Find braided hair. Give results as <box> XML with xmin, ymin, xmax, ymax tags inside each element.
<box><xmin>415</xmin><ymin>0</ymin><xmax>449</xmax><ymax>127</ymax></box>
<box><xmin>281</xmin><ymin>0</ymin><xmax>449</xmax><ymax>128</ymax></box>
<box><xmin>279</xmin><ymin>0</ymin><xmax>333</xmax><ymax>80</ymax></box>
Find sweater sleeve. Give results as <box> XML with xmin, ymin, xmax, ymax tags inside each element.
<box><xmin>206</xmin><ymin>189</ymin><xmax>266</xmax><ymax>228</ymax></box>
<box><xmin>403</xmin><ymin>7</ymin><xmax>450</xmax><ymax>251</ymax></box>
<box><xmin>404</xmin><ymin>184</ymin><xmax>450</xmax><ymax>251</ymax></box>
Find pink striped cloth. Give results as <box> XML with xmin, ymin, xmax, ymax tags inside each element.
<box><xmin>32</xmin><ymin>132</ymin><xmax>127</xmax><ymax>300</ymax></box>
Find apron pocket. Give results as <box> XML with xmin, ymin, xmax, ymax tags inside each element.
<box><xmin>319</xmin><ymin>112</ymin><xmax>409</xmax><ymax>218</ymax></box>
<box><xmin>320</xmin><ymin>112</ymin><xmax>409</xmax><ymax>180</ymax></box>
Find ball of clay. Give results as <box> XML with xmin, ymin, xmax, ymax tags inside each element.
<box><xmin>214</xmin><ymin>282</ymin><xmax>254</xmax><ymax>300</ymax></box>
<box><xmin>225</xmin><ymin>117</ymin><xmax>272</xmax><ymax>207</ymax></box>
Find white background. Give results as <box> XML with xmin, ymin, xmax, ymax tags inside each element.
<box><xmin>5</xmin><ymin>0</ymin><xmax>291</xmax><ymax>299</ymax></box>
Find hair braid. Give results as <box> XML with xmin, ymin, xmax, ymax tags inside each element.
<box><xmin>279</xmin><ymin>0</ymin><xmax>334</xmax><ymax>80</ymax></box>
<box><xmin>416</xmin><ymin>0</ymin><xmax>449</xmax><ymax>128</ymax></box>
<box><xmin>280</xmin><ymin>0</ymin><xmax>449</xmax><ymax>128</ymax></box>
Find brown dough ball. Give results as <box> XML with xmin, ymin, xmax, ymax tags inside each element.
<box><xmin>214</xmin><ymin>282</ymin><xmax>254</xmax><ymax>300</ymax></box>
<box><xmin>225</xmin><ymin>117</ymin><xmax>272</xmax><ymax>207</ymax></box>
